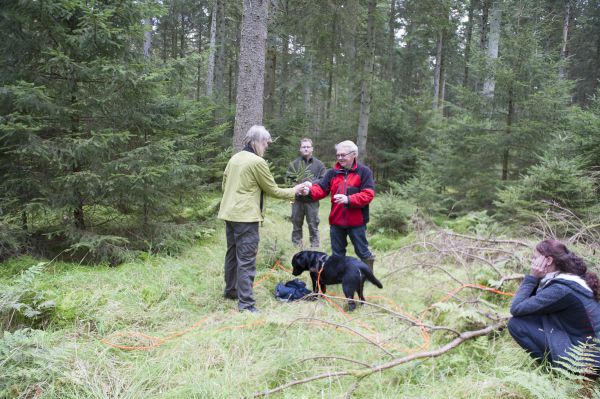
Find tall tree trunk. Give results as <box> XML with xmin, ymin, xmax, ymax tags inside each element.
<box><xmin>479</xmin><ymin>0</ymin><xmax>490</xmax><ymax>51</ymax></box>
<box><xmin>463</xmin><ymin>0</ymin><xmax>475</xmax><ymax>87</ymax></box>
<box><xmin>206</xmin><ymin>3</ymin><xmax>217</xmax><ymax>97</ymax></box>
<box><xmin>214</xmin><ymin>0</ymin><xmax>226</xmax><ymax>99</ymax></box>
<box><xmin>232</xmin><ymin>0</ymin><xmax>269</xmax><ymax>151</ymax></box>
<box><xmin>386</xmin><ymin>0</ymin><xmax>396</xmax><ymax>79</ymax></box>
<box><xmin>559</xmin><ymin>0</ymin><xmax>572</xmax><ymax>79</ymax></box>
<box><xmin>356</xmin><ymin>0</ymin><xmax>376</xmax><ymax>162</ymax></box>
<box><xmin>483</xmin><ymin>1</ymin><xmax>501</xmax><ymax>98</ymax></box>
<box><xmin>326</xmin><ymin>0</ymin><xmax>337</xmax><ymax>121</ymax></box>
<box><xmin>303</xmin><ymin>54</ymin><xmax>313</xmax><ymax>119</ymax></box>
<box><xmin>161</xmin><ymin>18</ymin><xmax>168</xmax><ymax>62</ymax></box>
<box><xmin>594</xmin><ymin>30</ymin><xmax>600</xmax><ymax>96</ymax></box>
<box><xmin>180</xmin><ymin>13</ymin><xmax>185</xmax><ymax>58</ymax></box>
<box><xmin>433</xmin><ymin>31</ymin><xmax>444</xmax><ymax>110</ymax></box>
<box><xmin>143</xmin><ymin>18</ymin><xmax>153</xmax><ymax>58</ymax></box>
<box><xmin>502</xmin><ymin>84</ymin><xmax>514</xmax><ymax>180</ymax></box>
<box><xmin>171</xmin><ymin>6</ymin><xmax>178</xmax><ymax>58</ymax></box>
<box><xmin>196</xmin><ymin>13</ymin><xmax>203</xmax><ymax>101</ymax></box>
<box><xmin>264</xmin><ymin>43</ymin><xmax>276</xmax><ymax>118</ymax></box>
<box><xmin>279</xmin><ymin>36</ymin><xmax>289</xmax><ymax>116</ymax></box>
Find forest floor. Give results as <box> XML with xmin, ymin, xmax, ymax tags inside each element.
<box><xmin>0</xmin><ymin>201</ymin><xmax>594</xmax><ymax>398</ymax></box>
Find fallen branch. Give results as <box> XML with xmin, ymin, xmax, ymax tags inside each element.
<box><xmin>442</xmin><ymin>231</ymin><xmax>532</xmax><ymax>248</ymax></box>
<box><xmin>248</xmin><ymin>321</ymin><xmax>507</xmax><ymax>398</ymax></box>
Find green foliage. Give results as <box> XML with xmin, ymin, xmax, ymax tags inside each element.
<box><xmin>442</xmin><ymin>211</ymin><xmax>503</xmax><ymax>236</ymax></box>
<box><xmin>391</xmin><ymin>177</ymin><xmax>448</xmax><ymax>215</ymax></box>
<box><xmin>0</xmin><ymin>217</ymin><xmax>24</xmax><ymax>262</ymax></box>
<box><xmin>0</xmin><ymin>1</ymin><xmax>229</xmax><ymax>264</ymax></box>
<box><xmin>370</xmin><ymin>191</ymin><xmax>415</xmax><ymax>234</ymax></box>
<box><xmin>0</xmin><ymin>329</ymin><xmax>63</xmax><ymax>399</ymax></box>
<box><xmin>495</xmin><ymin>156</ymin><xmax>599</xmax><ymax>229</ymax></box>
<box><xmin>0</xmin><ymin>263</ymin><xmax>55</xmax><ymax>331</ymax></box>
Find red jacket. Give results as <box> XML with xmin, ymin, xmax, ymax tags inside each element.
<box><xmin>310</xmin><ymin>160</ymin><xmax>375</xmax><ymax>227</ymax></box>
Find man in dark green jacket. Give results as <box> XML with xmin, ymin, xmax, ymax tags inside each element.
<box><xmin>286</xmin><ymin>138</ymin><xmax>326</xmax><ymax>247</ymax></box>
<box><xmin>218</xmin><ymin>125</ymin><xmax>308</xmax><ymax>313</ymax></box>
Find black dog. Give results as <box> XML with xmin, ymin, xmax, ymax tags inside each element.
<box><xmin>291</xmin><ymin>250</ymin><xmax>383</xmax><ymax>310</ymax></box>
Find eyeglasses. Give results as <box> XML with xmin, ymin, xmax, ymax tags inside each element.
<box><xmin>300</xmin><ymin>146</ymin><xmax>312</xmax><ymax>149</ymax></box>
<box><xmin>336</xmin><ymin>151</ymin><xmax>355</xmax><ymax>159</ymax></box>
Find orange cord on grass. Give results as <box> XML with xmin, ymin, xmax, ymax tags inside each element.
<box><xmin>100</xmin><ymin>259</ymin><xmax>515</xmax><ymax>352</ymax></box>
<box><xmin>101</xmin><ymin>260</ymin><xmax>288</xmax><ymax>351</ymax></box>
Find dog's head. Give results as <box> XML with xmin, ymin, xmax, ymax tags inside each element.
<box><xmin>291</xmin><ymin>250</ymin><xmax>328</xmax><ymax>276</ymax></box>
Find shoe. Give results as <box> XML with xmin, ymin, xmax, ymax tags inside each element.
<box><xmin>224</xmin><ymin>292</ymin><xmax>237</xmax><ymax>300</ymax></box>
<box><xmin>239</xmin><ymin>306</ymin><xmax>260</xmax><ymax>313</ymax></box>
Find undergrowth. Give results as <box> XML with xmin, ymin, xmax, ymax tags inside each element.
<box><xmin>1</xmin><ymin>201</ymin><xmax>598</xmax><ymax>398</ymax></box>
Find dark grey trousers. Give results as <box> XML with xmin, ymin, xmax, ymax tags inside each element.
<box><xmin>224</xmin><ymin>221</ymin><xmax>259</xmax><ymax>310</ymax></box>
<box><xmin>291</xmin><ymin>201</ymin><xmax>320</xmax><ymax>247</ymax></box>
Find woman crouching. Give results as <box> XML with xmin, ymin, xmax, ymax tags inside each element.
<box><xmin>509</xmin><ymin>239</ymin><xmax>600</xmax><ymax>371</ymax></box>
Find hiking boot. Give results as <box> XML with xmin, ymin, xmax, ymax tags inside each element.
<box><xmin>223</xmin><ymin>292</ymin><xmax>237</xmax><ymax>300</ymax></box>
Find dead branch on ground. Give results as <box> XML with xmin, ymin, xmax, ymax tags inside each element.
<box><xmin>248</xmin><ymin>321</ymin><xmax>507</xmax><ymax>398</ymax></box>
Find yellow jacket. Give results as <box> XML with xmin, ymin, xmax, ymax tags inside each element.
<box><xmin>218</xmin><ymin>149</ymin><xmax>295</xmax><ymax>222</ymax></box>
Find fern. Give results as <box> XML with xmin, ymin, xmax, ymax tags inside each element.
<box><xmin>0</xmin><ymin>263</ymin><xmax>55</xmax><ymax>332</ymax></box>
<box><xmin>554</xmin><ymin>339</ymin><xmax>600</xmax><ymax>378</ymax></box>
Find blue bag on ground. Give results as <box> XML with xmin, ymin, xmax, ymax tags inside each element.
<box><xmin>275</xmin><ymin>279</ymin><xmax>312</xmax><ymax>302</ymax></box>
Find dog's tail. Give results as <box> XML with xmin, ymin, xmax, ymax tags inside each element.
<box><xmin>362</xmin><ymin>267</ymin><xmax>383</xmax><ymax>289</ymax></box>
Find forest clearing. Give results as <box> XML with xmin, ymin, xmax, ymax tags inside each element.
<box><xmin>2</xmin><ymin>0</ymin><xmax>600</xmax><ymax>398</ymax></box>
<box><xmin>3</xmin><ymin>201</ymin><xmax>598</xmax><ymax>398</ymax></box>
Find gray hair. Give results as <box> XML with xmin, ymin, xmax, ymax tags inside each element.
<box><xmin>244</xmin><ymin>125</ymin><xmax>272</xmax><ymax>146</ymax></box>
<box><xmin>335</xmin><ymin>140</ymin><xmax>358</xmax><ymax>156</ymax></box>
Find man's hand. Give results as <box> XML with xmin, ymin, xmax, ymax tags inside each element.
<box><xmin>294</xmin><ymin>182</ymin><xmax>312</xmax><ymax>196</ymax></box>
<box><xmin>333</xmin><ymin>194</ymin><xmax>348</xmax><ymax>204</ymax></box>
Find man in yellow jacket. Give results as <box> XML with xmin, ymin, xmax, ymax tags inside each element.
<box><xmin>218</xmin><ymin>125</ymin><xmax>308</xmax><ymax>313</ymax></box>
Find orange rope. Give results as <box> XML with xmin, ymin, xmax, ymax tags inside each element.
<box><xmin>101</xmin><ymin>260</ymin><xmax>290</xmax><ymax>351</ymax></box>
<box><xmin>100</xmin><ymin>259</ymin><xmax>515</xmax><ymax>353</ymax></box>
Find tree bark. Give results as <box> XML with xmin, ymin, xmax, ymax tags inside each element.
<box><xmin>143</xmin><ymin>18</ymin><xmax>153</xmax><ymax>58</ymax></box>
<box><xmin>386</xmin><ymin>0</ymin><xmax>396</xmax><ymax>79</ymax></box>
<box><xmin>479</xmin><ymin>0</ymin><xmax>490</xmax><ymax>51</ymax></box>
<box><xmin>502</xmin><ymin>84</ymin><xmax>514</xmax><ymax>180</ymax></box>
<box><xmin>357</xmin><ymin>0</ymin><xmax>376</xmax><ymax>162</ymax></box>
<box><xmin>180</xmin><ymin>12</ymin><xmax>185</xmax><ymax>58</ymax></box>
<box><xmin>279</xmin><ymin>35</ymin><xmax>289</xmax><ymax>116</ymax></box>
<box><xmin>206</xmin><ymin>2</ymin><xmax>217</xmax><ymax>97</ymax></box>
<box><xmin>463</xmin><ymin>0</ymin><xmax>475</xmax><ymax>87</ymax></box>
<box><xmin>326</xmin><ymin>0</ymin><xmax>337</xmax><ymax>121</ymax></box>
<box><xmin>232</xmin><ymin>0</ymin><xmax>269</xmax><ymax>151</ymax></box>
<box><xmin>214</xmin><ymin>0</ymin><xmax>226</xmax><ymax>100</ymax></box>
<box><xmin>264</xmin><ymin>43</ymin><xmax>276</xmax><ymax>118</ymax></box>
<box><xmin>483</xmin><ymin>1</ymin><xmax>501</xmax><ymax>98</ymax></box>
<box><xmin>433</xmin><ymin>31</ymin><xmax>444</xmax><ymax>110</ymax></box>
<box><xmin>195</xmin><ymin>12</ymin><xmax>203</xmax><ymax>101</ymax></box>
<box><xmin>559</xmin><ymin>0</ymin><xmax>572</xmax><ymax>79</ymax></box>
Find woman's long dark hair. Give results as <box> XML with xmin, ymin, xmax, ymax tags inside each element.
<box><xmin>536</xmin><ymin>240</ymin><xmax>600</xmax><ymax>300</ymax></box>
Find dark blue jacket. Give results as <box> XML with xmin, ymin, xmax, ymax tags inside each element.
<box><xmin>511</xmin><ymin>275</ymin><xmax>600</xmax><ymax>365</ymax></box>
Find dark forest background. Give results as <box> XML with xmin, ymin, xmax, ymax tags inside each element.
<box><xmin>2</xmin><ymin>0</ymin><xmax>600</xmax><ymax>264</ymax></box>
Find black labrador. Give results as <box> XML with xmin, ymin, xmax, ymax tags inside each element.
<box><xmin>291</xmin><ymin>250</ymin><xmax>383</xmax><ymax>310</ymax></box>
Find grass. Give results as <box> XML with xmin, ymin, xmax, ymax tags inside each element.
<box><xmin>1</xmin><ymin>200</ymin><xmax>596</xmax><ymax>398</ymax></box>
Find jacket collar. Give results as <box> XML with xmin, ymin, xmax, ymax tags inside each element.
<box><xmin>243</xmin><ymin>145</ymin><xmax>256</xmax><ymax>154</ymax></box>
<box><xmin>541</xmin><ymin>272</ymin><xmax>593</xmax><ymax>296</ymax></box>
<box><xmin>334</xmin><ymin>159</ymin><xmax>358</xmax><ymax>172</ymax></box>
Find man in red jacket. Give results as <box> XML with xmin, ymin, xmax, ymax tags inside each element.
<box><xmin>306</xmin><ymin>140</ymin><xmax>376</xmax><ymax>270</ymax></box>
